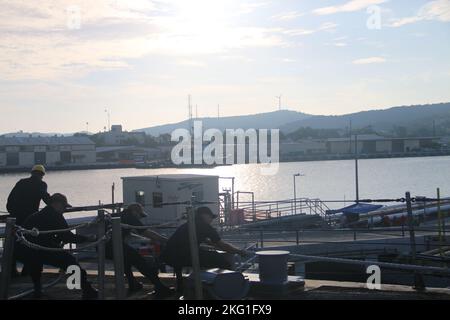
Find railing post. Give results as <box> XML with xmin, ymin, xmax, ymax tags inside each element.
<box><xmin>260</xmin><ymin>229</ymin><xmax>264</xmax><ymax>248</ymax></box>
<box><xmin>97</xmin><ymin>210</ymin><xmax>106</xmax><ymax>300</ymax></box>
<box><xmin>252</xmin><ymin>193</ymin><xmax>256</xmax><ymax>222</ymax></box>
<box><xmin>406</xmin><ymin>192</ymin><xmax>425</xmax><ymax>291</ymax></box>
<box><xmin>111</xmin><ymin>217</ymin><xmax>126</xmax><ymax>299</ymax></box>
<box><xmin>296</xmin><ymin>230</ymin><xmax>299</xmax><ymax>246</ymax></box>
<box><xmin>0</xmin><ymin>218</ymin><xmax>16</xmax><ymax>300</ymax></box>
<box><xmin>187</xmin><ymin>203</ymin><xmax>203</xmax><ymax>300</ymax></box>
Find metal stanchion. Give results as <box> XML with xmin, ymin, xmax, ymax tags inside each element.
<box><xmin>260</xmin><ymin>229</ymin><xmax>264</xmax><ymax>248</ymax></box>
<box><xmin>111</xmin><ymin>217</ymin><xmax>126</xmax><ymax>299</ymax></box>
<box><xmin>406</xmin><ymin>192</ymin><xmax>425</xmax><ymax>291</ymax></box>
<box><xmin>187</xmin><ymin>200</ymin><xmax>203</xmax><ymax>300</ymax></box>
<box><xmin>97</xmin><ymin>210</ymin><xmax>106</xmax><ymax>300</ymax></box>
<box><xmin>0</xmin><ymin>218</ymin><xmax>16</xmax><ymax>300</ymax></box>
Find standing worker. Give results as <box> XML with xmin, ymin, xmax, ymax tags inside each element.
<box><xmin>7</xmin><ymin>164</ymin><xmax>51</xmax><ymax>226</ymax></box>
<box><xmin>6</xmin><ymin>164</ymin><xmax>51</xmax><ymax>277</ymax></box>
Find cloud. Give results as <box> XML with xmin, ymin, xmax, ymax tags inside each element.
<box><xmin>237</xmin><ymin>1</ymin><xmax>271</xmax><ymax>15</ymax></box>
<box><xmin>389</xmin><ymin>0</ymin><xmax>450</xmax><ymax>27</ymax></box>
<box><xmin>352</xmin><ymin>57</ymin><xmax>386</xmax><ymax>64</ymax></box>
<box><xmin>271</xmin><ymin>11</ymin><xmax>304</xmax><ymax>21</ymax></box>
<box><xmin>177</xmin><ymin>59</ymin><xmax>207</xmax><ymax>67</ymax></box>
<box><xmin>281</xmin><ymin>58</ymin><xmax>296</xmax><ymax>63</ymax></box>
<box><xmin>313</xmin><ymin>0</ymin><xmax>387</xmax><ymax>15</ymax></box>
<box><xmin>0</xmin><ymin>1</ymin><xmax>285</xmax><ymax>81</ymax></box>
<box><xmin>282</xmin><ymin>22</ymin><xmax>338</xmax><ymax>36</ymax></box>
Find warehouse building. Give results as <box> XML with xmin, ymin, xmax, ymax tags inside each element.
<box><xmin>326</xmin><ymin>135</ymin><xmax>440</xmax><ymax>154</ymax></box>
<box><xmin>0</xmin><ymin>136</ymin><xmax>96</xmax><ymax>168</ymax></box>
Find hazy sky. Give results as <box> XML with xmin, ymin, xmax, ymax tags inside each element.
<box><xmin>1</xmin><ymin>0</ymin><xmax>449</xmax><ymax>134</ymax></box>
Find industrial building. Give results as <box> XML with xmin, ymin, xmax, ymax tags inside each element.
<box><xmin>98</xmin><ymin>125</ymin><xmax>146</xmax><ymax>146</ymax></box>
<box><xmin>96</xmin><ymin>145</ymin><xmax>164</xmax><ymax>164</ymax></box>
<box><xmin>0</xmin><ymin>136</ymin><xmax>96</xmax><ymax>168</ymax></box>
<box><xmin>326</xmin><ymin>135</ymin><xmax>440</xmax><ymax>154</ymax></box>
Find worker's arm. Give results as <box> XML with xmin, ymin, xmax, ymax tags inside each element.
<box><xmin>55</xmin><ymin>214</ymin><xmax>90</xmax><ymax>244</ymax></box>
<box><xmin>142</xmin><ymin>229</ymin><xmax>168</xmax><ymax>243</ymax></box>
<box><xmin>41</xmin><ymin>182</ymin><xmax>51</xmax><ymax>205</ymax></box>
<box><xmin>6</xmin><ymin>182</ymin><xmax>20</xmax><ymax>213</ymax></box>
<box><xmin>213</xmin><ymin>240</ymin><xmax>247</xmax><ymax>256</ymax></box>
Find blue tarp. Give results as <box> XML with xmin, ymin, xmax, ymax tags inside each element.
<box><xmin>326</xmin><ymin>203</ymin><xmax>383</xmax><ymax>215</ymax></box>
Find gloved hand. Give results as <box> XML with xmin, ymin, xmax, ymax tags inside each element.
<box><xmin>238</xmin><ymin>250</ymin><xmax>253</xmax><ymax>258</ymax></box>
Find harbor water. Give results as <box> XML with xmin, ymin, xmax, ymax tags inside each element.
<box><xmin>1</xmin><ymin>156</ymin><xmax>449</xmax><ymax>218</ymax></box>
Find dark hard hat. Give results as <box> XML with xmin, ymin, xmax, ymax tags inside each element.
<box><xmin>49</xmin><ymin>193</ymin><xmax>71</xmax><ymax>208</ymax></box>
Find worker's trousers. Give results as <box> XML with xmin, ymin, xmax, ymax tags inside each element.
<box><xmin>105</xmin><ymin>241</ymin><xmax>163</xmax><ymax>289</ymax></box>
<box><xmin>14</xmin><ymin>243</ymin><xmax>90</xmax><ymax>291</ymax></box>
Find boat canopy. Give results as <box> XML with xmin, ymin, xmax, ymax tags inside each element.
<box><xmin>326</xmin><ymin>203</ymin><xmax>383</xmax><ymax>215</ymax></box>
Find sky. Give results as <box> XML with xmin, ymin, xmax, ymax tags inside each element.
<box><xmin>0</xmin><ymin>0</ymin><xmax>449</xmax><ymax>134</ymax></box>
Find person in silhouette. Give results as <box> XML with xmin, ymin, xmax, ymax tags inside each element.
<box><xmin>105</xmin><ymin>203</ymin><xmax>175</xmax><ymax>298</ymax></box>
<box><xmin>161</xmin><ymin>206</ymin><xmax>248</xmax><ymax>294</ymax></box>
<box><xmin>7</xmin><ymin>164</ymin><xmax>51</xmax><ymax>277</ymax></box>
<box><xmin>14</xmin><ymin>193</ymin><xmax>98</xmax><ymax>299</ymax></box>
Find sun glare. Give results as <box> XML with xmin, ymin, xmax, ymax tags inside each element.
<box><xmin>162</xmin><ymin>0</ymin><xmax>240</xmax><ymax>54</ymax></box>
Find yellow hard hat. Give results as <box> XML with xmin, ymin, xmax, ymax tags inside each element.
<box><xmin>31</xmin><ymin>164</ymin><xmax>46</xmax><ymax>175</ymax></box>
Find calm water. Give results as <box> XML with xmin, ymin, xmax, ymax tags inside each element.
<box><xmin>1</xmin><ymin>156</ymin><xmax>449</xmax><ymax>217</ymax></box>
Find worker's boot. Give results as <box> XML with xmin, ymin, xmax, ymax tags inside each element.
<box><xmin>81</xmin><ymin>284</ymin><xmax>98</xmax><ymax>300</ymax></box>
<box><xmin>33</xmin><ymin>282</ymin><xmax>43</xmax><ymax>299</ymax></box>
<box><xmin>80</xmin><ymin>270</ymin><xmax>98</xmax><ymax>300</ymax></box>
<box><xmin>128</xmin><ymin>280</ymin><xmax>144</xmax><ymax>296</ymax></box>
<box><xmin>154</xmin><ymin>285</ymin><xmax>176</xmax><ymax>299</ymax></box>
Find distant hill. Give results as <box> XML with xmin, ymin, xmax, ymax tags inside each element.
<box><xmin>135</xmin><ymin>110</ymin><xmax>312</xmax><ymax>136</ymax></box>
<box><xmin>4</xmin><ymin>103</ymin><xmax>449</xmax><ymax>139</ymax></box>
<box><xmin>281</xmin><ymin>103</ymin><xmax>450</xmax><ymax>134</ymax></box>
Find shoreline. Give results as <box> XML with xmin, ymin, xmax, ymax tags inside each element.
<box><xmin>0</xmin><ymin>151</ymin><xmax>449</xmax><ymax>175</ymax></box>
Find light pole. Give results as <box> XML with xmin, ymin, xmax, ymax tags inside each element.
<box><xmin>104</xmin><ymin>109</ymin><xmax>110</xmax><ymax>132</ymax></box>
<box><xmin>293</xmin><ymin>173</ymin><xmax>304</xmax><ymax>215</ymax></box>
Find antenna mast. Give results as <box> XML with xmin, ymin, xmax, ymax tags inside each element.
<box><xmin>188</xmin><ymin>95</ymin><xmax>193</xmax><ymax>135</ymax></box>
<box><xmin>276</xmin><ymin>95</ymin><xmax>282</xmax><ymax>111</ymax></box>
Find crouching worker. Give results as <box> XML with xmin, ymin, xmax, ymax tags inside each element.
<box><xmin>161</xmin><ymin>206</ymin><xmax>248</xmax><ymax>294</ymax></box>
<box><xmin>14</xmin><ymin>193</ymin><xmax>98</xmax><ymax>299</ymax></box>
<box><xmin>105</xmin><ymin>203</ymin><xmax>174</xmax><ymax>298</ymax></box>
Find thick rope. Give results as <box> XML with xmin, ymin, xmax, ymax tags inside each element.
<box><xmin>15</xmin><ymin>216</ymin><xmax>101</xmax><ymax>237</ymax></box>
<box><xmin>15</xmin><ymin>230</ymin><xmax>111</xmax><ymax>253</ymax></box>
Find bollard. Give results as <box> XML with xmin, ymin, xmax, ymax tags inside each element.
<box><xmin>97</xmin><ymin>210</ymin><xmax>106</xmax><ymax>300</ymax></box>
<box><xmin>0</xmin><ymin>218</ymin><xmax>16</xmax><ymax>300</ymax></box>
<box><xmin>187</xmin><ymin>205</ymin><xmax>203</xmax><ymax>300</ymax></box>
<box><xmin>111</xmin><ymin>217</ymin><xmax>126</xmax><ymax>299</ymax></box>
<box><xmin>256</xmin><ymin>250</ymin><xmax>290</xmax><ymax>284</ymax></box>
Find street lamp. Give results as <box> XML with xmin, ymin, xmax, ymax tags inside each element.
<box><xmin>293</xmin><ymin>173</ymin><xmax>305</xmax><ymax>215</ymax></box>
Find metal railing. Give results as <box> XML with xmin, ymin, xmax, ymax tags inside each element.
<box><xmin>221</xmin><ymin>197</ymin><xmax>332</xmax><ymax>224</ymax></box>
